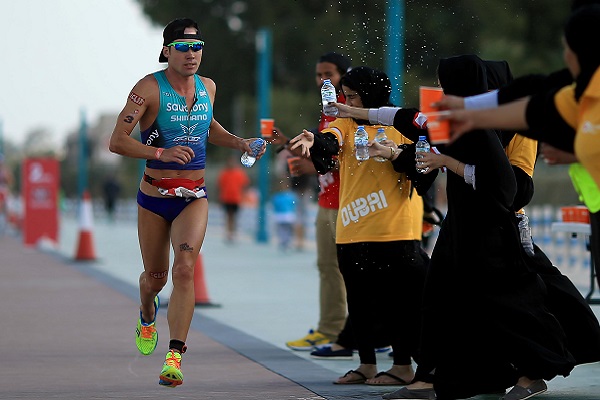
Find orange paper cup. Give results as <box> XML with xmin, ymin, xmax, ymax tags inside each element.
<box><xmin>561</xmin><ymin>206</ymin><xmax>580</xmax><ymax>222</ymax></box>
<box><xmin>424</xmin><ymin>111</ymin><xmax>451</xmax><ymax>144</ymax></box>
<box><xmin>419</xmin><ymin>86</ymin><xmax>443</xmax><ymax>114</ymax></box>
<box><xmin>575</xmin><ymin>206</ymin><xmax>590</xmax><ymax>223</ymax></box>
<box><xmin>287</xmin><ymin>156</ymin><xmax>301</xmax><ymax>177</ymax></box>
<box><xmin>260</xmin><ymin>118</ymin><xmax>275</xmax><ymax>138</ymax></box>
<box><xmin>561</xmin><ymin>206</ymin><xmax>573</xmax><ymax>222</ymax></box>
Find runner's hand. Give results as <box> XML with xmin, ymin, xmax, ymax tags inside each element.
<box><xmin>160</xmin><ymin>146</ymin><xmax>195</xmax><ymax>164</ymax></box>
<box><xmin>241</xmin><ymin>138</ymin><xmax>267</xmax><ymax>160</ymax></box>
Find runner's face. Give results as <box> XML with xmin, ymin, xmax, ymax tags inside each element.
<box><xmin>315</xmin><ymin>62</ymin><xmax>342</xmax><ymax>89</ymax></box>
<box><xmin>164</xmin><ymin>27</ymin><xmax>203</xmax><ymax>75</ymax></box>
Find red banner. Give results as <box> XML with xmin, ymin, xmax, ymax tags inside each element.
<box><xmin>22</xmin><ymin>158</ymin><xmax>60</xmax><ymax>247</ymax></box>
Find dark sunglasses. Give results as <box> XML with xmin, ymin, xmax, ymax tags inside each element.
<box><xmin>167</xmin><ymin>41</ymin><xmax>204</xmax><ymax>52</ymax></box>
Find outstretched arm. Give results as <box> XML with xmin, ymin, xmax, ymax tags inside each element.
<box><xmin>327</xmin><ymin>102</ymin><xmax>370</xmax><ymax>120</ymax></box>
<box><xmin>443</xmin><ymin>99</ymin><xmax>529</xmax><ymax>142</ymax></box>
<box><xmin>540</xmin><ymin>143</ymin><xmax>578</xmax><ymax>165</ymax></box>
<box><xmin>289</xmin><ymin>130</ymin><xmax>316</xmax><ymax>157</ymax></box>
<box><xmin>208</xmin><ymin>118</ymin><xmax>266</xmax><ymax>159</ymax></box>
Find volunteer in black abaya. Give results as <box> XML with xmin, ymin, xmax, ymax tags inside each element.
<box><xmin>328</xmin><ymin>55</ymin><xmax>575</xmax><ymax>400</ymax></box>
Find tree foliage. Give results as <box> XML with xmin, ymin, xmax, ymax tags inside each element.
<box><xmin>135</xmin><ymin>0</ymin><xmax>572</xmax><ymax>135</ymax></box>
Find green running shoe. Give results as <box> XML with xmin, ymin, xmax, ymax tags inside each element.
<box><xmin>135</xmin><ymin>296</ymin><xmax>159</xmax><ymax>355</ymax></box>
<box><xmin>159</xmin><ymin>350</ymin><xmax>184</xmax><ymax>387</ymax></box>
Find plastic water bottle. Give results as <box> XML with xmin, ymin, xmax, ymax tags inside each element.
<box><xmin>374</xmin><ymin>128</ymin><xmax>388</xmax><ymax>162</ymax></box>
<box><xmin>321</xmin><ymin>79</ymin><xmax>338</xmax><ymax>117</ymax></box>
<box><xmin>354</xmin><ymin>125</ymin><xmax>369</xmax><ymax>161</ymax></box>
<box><xmin>240</xmin><ymin>138</ymin><xmax>265</xmax><ymax>168</ymax></box>
<box><xmin>517</xmin><ymin>213</ymin><xmax>535</xmax><ymax>256</ymax></box>
<box><xmin>415</xmin><ymin>135</ymin><xmax>430</xmax><ymax>173</ymax></box>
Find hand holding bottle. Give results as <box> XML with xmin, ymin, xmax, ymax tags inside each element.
<box><xmin>354</xmin><ymin>126</ymin><xmax>369</xmax><ymax>161</ymax></box>
<box><xmin>324</xmin><ymin>102</ymin><xmax>369</xmax><ymax>120</ymax></box>
<box><xmin>415</xmin><ymin>136</ymin><xmax>430</xmax><ymax>173</ymax></box>
<box><xmin>321</xmin><ymin>79</ymin><xmax>339</xmax><ymax>116</ymax></box>
<box><xmin>416</xmin><ymin>152</ymin><xmax>448</xmax><ymax>174</ymax></box>
<box><xmin>373</xmin><ymin>128</ymin><xmax>388</xmax><ymax>162</ymax></box>
<box><xmin>240</xmin><ymin>138</ymin><xmax>266</xmax><ymax>168</ymax></box>
<box><xmin>368</xmin><ymin>139</ymin><xmax>397</xmax><ymax>160</ymax></box>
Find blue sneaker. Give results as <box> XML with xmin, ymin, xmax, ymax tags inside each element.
<box><xmin>310</xmin><ymin>345</ymin><xmax>353</xmax><ymax>360</ymax></box>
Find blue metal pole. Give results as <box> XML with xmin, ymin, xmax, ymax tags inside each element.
<box><xmin>386</xmin><ymin>0</ymin><xmax>405</xmax><ymax>106</ymax></box>
<box><xmin>78</xmin><ymin>108</ymin><xmax>88</xmax><ymax>199</ymax></box>
<box><xmin>255</xmin><ymin>28</ymin><xmax>272</xmax><ymax>243</ymax></box>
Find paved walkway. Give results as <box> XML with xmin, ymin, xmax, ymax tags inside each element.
<box><xmin>1</xmin><ymin>209</ymin><xmax>599</xmax><ymax>399</ymax></box>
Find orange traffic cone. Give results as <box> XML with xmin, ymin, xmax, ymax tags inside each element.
<box><xmin>193</xmin><ymin>253</ymin><xmax>220</xmax><ymax>307</ymax></box>
<box><xmin>74</xmin><ymin>191</ymin><xmax>96</xmax><ymax>261</ymax></box>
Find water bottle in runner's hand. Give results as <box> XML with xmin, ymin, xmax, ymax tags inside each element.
<box><xmin>241</xmin><ymin>138</ymin><xmax>265</xmax><ymax>168</ymax></box>
<box><xmin>415</xmin><ymin>135</ymin><xmax>430</xmax><ymax>173</ymax></box>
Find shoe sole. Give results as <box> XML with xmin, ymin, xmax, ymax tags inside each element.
<box><xmin>503</xmin><ymin>388</ymin><xmax>547</xmax><ymax>400</ymax></box>
<box><xmin>375</xmin><ymin>347</ymin><xmax>392</xmax><ymax>353</ymax></box>
<box><xmin>159</xmin><ymin>368</ymin><xmax>183</xmax><ymax>388</ymax></box>
<box><xmin>159</xmin><ymin>379</ymin><xmax>182</xmax><ymax>388</ymax></box>
<box><xmin>286</xmin><ymin>345</ymin><xmax>323</xmax><ymax>351</ymax></box>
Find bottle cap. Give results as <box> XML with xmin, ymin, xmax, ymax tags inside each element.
<box><xmin>358</xmin><ymin>125</ymin><xmax>365</xmax><ymax>129</ymax></box>
<box><xmin>419</xmin><ymin>135</ymin><xmax>426</xmax><ymax>141</ymax></box>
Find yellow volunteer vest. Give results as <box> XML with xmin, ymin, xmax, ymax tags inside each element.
<box><xmin>323</xmin><ymin>118</ymin><xmax>416</xmax><ymax>243</ymax></box>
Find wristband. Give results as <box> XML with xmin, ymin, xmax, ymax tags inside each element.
<box><xmin>155</xmin><ymin>147</ymin><xmax>164</xmax><ymax>160</ymax></box>
<box><xmin>389</xmin><ymin>147</ymin><xmax>395</xmax><ymax>160</ymax></box>
<box><xmin>464</xmin><ymin>90</ymin><xmax>499</xmax><ymax>110</ymax></box>
<box><xmin>370</xmin><ymin>107</ymin><xmax>400</xmax><ymax>125</ymax></box>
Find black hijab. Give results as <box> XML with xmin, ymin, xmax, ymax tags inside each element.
<box><xmin>438</xmin><ymin>54</ymin><xmax>488</xmax><ymax>97</ymax></box>
<box><xmin>437</xmin><ymin>55</ymin><xmax>517</xmax><ymax>212</ymax></box>
<box><xmin>485</xmin><ymin>60</ymin><xmax>517</xmax><ymax>147</ymax></box>
<box><xmin>340</xmin><ymin>66</ymin><xmax>393</xmax><ymax>125</ymax></box>
<box><xmin>485</xmin><ymin>60</ymin><xmax>513</xmax><ymax>91</ymax></box>
<box><xmin>564</xmin><ymin>4</ymin><xmax>600</xmax><ymax>100</ymax></box>
<box><xmin>438</xmin><ymin>55</ymin><xmax>499</xmax><ymax>150</ymax></box>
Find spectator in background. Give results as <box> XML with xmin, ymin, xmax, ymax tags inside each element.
<box><xmin>102</xmin><ymin>173</ymin><xmax>121</xmax><ymax>223</ymax></box>
<box><xmin>217</xmin><ymin>154</ymin><xmax>250</xmax><ymax>243</ymax></box>
<box><xmin>271</xmin><ymin>52</ymin><xmax>354</xmax><ymax>352</ymax></box>
<box><xmin>270</xmin><ymin>178</ymin><xmax>298</xmax><ymax>251</ymax></box>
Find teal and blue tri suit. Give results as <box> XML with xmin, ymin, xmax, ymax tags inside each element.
<box><xmin>141</xmin><ymin>70</ymin><xmax>213</xmax><ymax>170</ymax></box>
<box><xmin>138</xmin><ymin>70</ymin><xmax>213</xmax><ymax>222</ymax></box>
